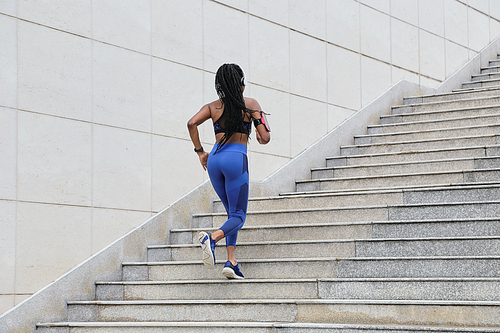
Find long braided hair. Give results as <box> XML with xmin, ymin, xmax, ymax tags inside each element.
<box><xmin>214</xmin><ymin>63</ymin><xmax>254</xmax><ymax>152</ymax></box>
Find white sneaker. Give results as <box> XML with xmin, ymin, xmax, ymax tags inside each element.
<box><xmin>197</xmin><ymin>231</ymin><xmax>215</xmax><ymax>269</ymax></box>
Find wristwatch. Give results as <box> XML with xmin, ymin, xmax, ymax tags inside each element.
<box><xmin>194</xmin><ymin>147</ymin><xmax>204</xmax><ymax>153</ymax></box>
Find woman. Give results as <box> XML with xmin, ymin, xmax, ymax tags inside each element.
<box><xmin>187</xmin><ymin>63</ymin><xmax>271</xmax><ymax>279</ymax></box>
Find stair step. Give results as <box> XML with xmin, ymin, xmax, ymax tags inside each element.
<box><xmin>320</xmin><ymin>277</ymin><xmax>500</xmax><ymax>302</ymax></box>
<box><xmin>35</xmin><ymin>322</ymin><xmax>500</xmax><ymax>333</ymax></box>
<box><xmin>197</xmin><ymin>199</ymin><xmax>500</xmax><ymax>232</ymax></box>
<box><xmin>392</xmin><ymin>96</ymin><xmax>500</xmax><ymax>114</ymax></box>
<box><xmin>472</xmin><ymin>72</ymin><xmax>500</xmax><ymax>81</ymax></box>
<box><xmin>389</xmin><ymin>201</ymin><xmax>500</xmax><ymax>220</ymax></box>
<box><xmin>172</xmin><ymin>218</ymin><xmax>500</xmax><ymax>245</ymax></box>
<box><xmin>463</xmin><ymin>78</ymin><xmax>500</xmax><ymax>89</ymax></box>
<box><xmin>340</xmin><ymin>134</ymin><xmax>499</xmax><ymax>156</ymax></box>
<box><xmin>122</xmin><ymin>258</ymin><xmax>340</xmax><ymax>281</ymax></box>
<box><xmin>403</xmin><ymin>86</ymin><xmax>500</xmax><ymax>105</ymax></box>
<box><xmin>148</xmin><ymin>235</ymin><xmax>500</xmax><ymax>262</ymax></box>
<box><xmin>356</xmin><ymin>236</ymin><xmax>500</xmax><ymax>258</ymax></box>
<box><xmin>338</xmin><ymin>256</ymin><xmax>500</xmax><ymax>278</ymax></box>
<box><xmin>358</xmin><ymin>123</ymin><xmax>500</xmax><ymax>145</ymax></box>
<box><xmin>368</xmin><ymin>114</ymin><xmax>500</xmax><ymax>135</ymax></box>
<box><xmin>381</xmin><ymin>105</ymin><xmax>500</xmax><ymax>125</ymax></box>
<box><xmin>94</xmin><ymin>277</ymin><xmax>500</xmax><ymax>302</ymax></box>
<box><xmin>216</xmin><ymin>189</ymin><xmax>404</xmax><ymax>213</ymax></box>
<box><xmin>121</xmin><ymin>255</ymin><xmax>500</xmax><ymax>282</ymax></box>
<box><xmin>214</xmin><ymin>183</ymin><xmax>500</xmax><ymax>213</ymax></box>
<box><xmin>95</xmin><ymin>279</ymin><xmax>319</xmax><ymax>301</ymax></box>
<box><xmin>64</xmin><ymin>299</ymin><xmax>500</xmax><ymax>327</ymax></box>
<box><xmin>312</xmin><ymin>157</ymin><xmax>497</xmax><ymax>179</ymax></box>
<box><xmin>172</xmin><ymin>221</ymin><xmax>373</xmax><ymax>244</ymax></box>
<box><xmin>328</xmin><ymin>145</ymin><xmax>500</xmax><ymax>167</ymax></box>
<box><xmin>481</xmin><ymin>65</ymin><xmax>500</xmax><ymax>74</ymax></box>
<box><xmin>192</xmin><ymin>205</ymin><xmax>390</xmax><ymax>229</ymax></box>
<box><xmin>297</xmin><ymin>168</ymin><xmax>500</xmax><ymax>192</ymax></box>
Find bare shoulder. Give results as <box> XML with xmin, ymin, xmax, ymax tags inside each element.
<box><xmin>207</xmin><ymin>99</ymin><xmax>223</xmax><ymax>118</ymax></box>
<box><xmin>244</xmin><ymin>97</ymin><xmax>261</xmax><ymax>111</ymax></box>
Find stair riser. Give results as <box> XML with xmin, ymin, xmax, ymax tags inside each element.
<box><xmin>298</xmin><ymin>172</ymin><xmax>466</xmax><ymax>192</ymax></box>
<box><xmin>381</xmin><ymin>107</ymin><xmax>500</xmax><ymax>125</ymax></box>
<box><xmin>123</xmin><ymin>260</ymin><xmax>339</xmax><ymax>281</ymax></box>
<box><xmin>373</xmin><ymin>220</ymin><xmax>500</xmax><ymax>239</ymax></box>
<box><xmin>191</xmin><ymin>207</ymin><xmax>389</xmax><ymax>229</ymax></box>
<box><xmin>357</xmin><ymin>239</ymin><xmax>500</xmax><ymax>258</ymax></box>
<box><xmin>67</xmin><ymin>303</ymin><xmax>297</xmax><ymax>323</ymax></box>
<box><xmin>340</xmin><ymin>136</ymin><xmax>499</xmax><ymax>156</ymax></box>
<box><xmin>172</xmin><ymin>219</ymin><xmax>500</xmax><ymax>246</ymax></box>
<box><xmin>403</xmin><ymin>90</ymin><xmax>500</xmax><ymax>105</ymax></box>
<box><xmin>359</xmin><ymin>125</ymin><xmax>500</xmax><ymax>145</ymax></box>
<box><xmin>96</xmin><ymin>281</ymin><xmax>319</xmax><ymax>301</ymax></box>
<box><xmin>404</xmin><ymin>186</ymin><xmax>500</xmax><ymax>205</ymax></box>
<box><xmin>171</xmin><ymin>224</ymin><xmax>373</xmax><ymax>245</ymax></box>
<box><xmin>95</xmin><ymin>279</ymin><xmax>500</xmax><ymax>302</ymax></box>
<box><xmin>328</xmin><ymin>146</ymin><xmax>498</xmax><ymax>167</ymax></box>
<box><xmin>389</xmin><ymin>202</ymin><xmax>500</xmax><ymax>221</ymax></box>
<box><xmin>298</xmin><ymin>302</ymin><xmax>500</xmax><ymax>327</ymax></box>
<box><xmin>214</xmin><ymin>192</ymin><xmax>403</xmax><ymax>213</ymax></box>
<box><xmin>314</xmin><ymin>159</ymin><xmax>475</xmax><ymax>179</ymax></box>
<box><xmin>319</xmin><ymin>280</ymin><xmax>500</xmax><ymax>301</ymax></box>
<box><xmin>482</xmin><ymin>67</ymin><xmax>500</xmax><ymax>74</ymax></box>
<box><xmin>392</xmin><ymin>97</ymin><xmax>500</xmax><ymax>114</ymax></box>
<box><xmin>463</xmin><ymin>80</ymin><xmax>500</xmax><ymax>89</ymax></box>
<box><xmin>472</xmin><ymin>73</ymin><xmax>500</xmax><ymax>81</ymax></box>
<box><xmin>338</xmin><ymin>258</ymin><xmax>500</xmax><ymax>278</ymax></box>
<box><xmin>37</xmin><ymin>327</ymin><xmax>273</xmax><ymax>333</ymax></box>
<box><xmin>369</xmin><ymin>116</ymin><xmax>500</xmax><ymax>135</ymax></box>
<box><xmin>157</xmin><ymin>241</ymin><xmax>356</xmax><ymax>262</ymax></box>
<box><xmin>66</xmin><ymin>302</ymin><xmax>500</xmax><ymax>327</ymax></box>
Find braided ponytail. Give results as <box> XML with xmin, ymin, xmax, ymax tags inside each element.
<box><xmin>214</xmin><ymin>63</ymin><xmax>254</xmax><ymax>152</ymax></box>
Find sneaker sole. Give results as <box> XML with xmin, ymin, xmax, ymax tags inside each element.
<box><xmin>198</xmin><ymin>232</ymin><xmax>215</xmax><ymax>270</ymax></box>
<box><xmin>222</xmin><ymin>267</ymin><xmax>244</xmax><ymax>280</ymax></box>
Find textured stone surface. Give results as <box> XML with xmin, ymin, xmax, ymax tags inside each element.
<box><xmin>356</xmin><ymin>237</ymin><xmax>500</xmax><ymax>257</ymax></box>
<box><xmin>337</xmin><ymin>257</ymin><xmax>500</xmax><ymax>278</ymax></box>
<box><xmin>144</xmin><ymin>259</ymin><xmax>339</xmax><ymax>281</ymax></box>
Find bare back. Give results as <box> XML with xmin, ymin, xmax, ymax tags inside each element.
<box><xmin>209</xmin><ymin>97</ymin><xmax>257</xmax><ymax>145</ymax></box>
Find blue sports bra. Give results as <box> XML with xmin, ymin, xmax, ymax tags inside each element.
<box><xmin>213</xmin><ymin>117</ymin><xmax>251</xmax><ymax>135</ymax></box>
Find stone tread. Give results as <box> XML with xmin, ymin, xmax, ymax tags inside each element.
<box><xmin>340</xmin><ymin>133</ymin><xmax>499</xmax><ymax>152</ymax></box>
<box><xmin>171</xmin><ymin>217</ymin><xmax>500</xmax><ymax>243</ymax></box>
<box><xmin>359</xmin><ymin>122</ymin><xmax>500</xmax><ymax>139</ymax></box>
<box><xmin>392</xmin><ymin>95</ymin><xmax>500</xmax><ymax>110</ymax></box>
<box><xmin>35</xmin><ymin>322</ymin><xmax>500</xmax><ymax>332</ymax></box>
<box><xmin>370</xmin><ymin>113</ymin><xmax>500</xmax><ymax>131</ymax></box>
<box><xmin>380</xmin><ymin>105</ymin><xmax>500</xmax><ymax>123</ymax></box>
<box><xmin>283</xmin><ymin>180</ymin><xmax>500</xmax><ymax>196</ymax></box>
<box><xmin>402</xmin><ymin>86</ymin><xmax>500</xmax><ymax>104</ymax></box>
<box><xmin>311</xmin><ymin>156</ymin><xmax>498</xmax><ymax>174</ymax></box>
<box><xmin>297</xmin><ymin>167</ymin><xmax>500</xmax><ymax>186</ymax></box>
<box><xmin>328</xmin><ymin>146</ymin><xmax>500</xmax><ymax>168</ymax></box>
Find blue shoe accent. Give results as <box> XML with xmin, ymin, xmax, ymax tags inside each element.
<box><xmin>198</xmin><ymin>231</ymin><xmax>216</xmax><ymax>269</ymax></box>
<box><xmin>222</xmin><ymin>261</ymin><xmax>244</xmax><ymax>279</ymax></box>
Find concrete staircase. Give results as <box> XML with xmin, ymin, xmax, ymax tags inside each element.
<box><xmin>36</xmin><ymin>58</ymin><xmax>500</xmax><ymax>332</ymax></box>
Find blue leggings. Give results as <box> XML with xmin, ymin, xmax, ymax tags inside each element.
<box><xmin>207</xmin><ymin>143</ymin><xmax>249</xmax><ymax>247</ymax></box>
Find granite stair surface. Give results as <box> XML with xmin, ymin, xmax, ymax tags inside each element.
<box><xmin>36</xmin><ymin>58</ymin><xmax>500</xmax><ymax>332</ymax></box>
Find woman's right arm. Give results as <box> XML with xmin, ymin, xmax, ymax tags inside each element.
<box><xmin>187</xmin><ymin>104</ymin><xmax>211</xmax><ymax>170</ymax></box>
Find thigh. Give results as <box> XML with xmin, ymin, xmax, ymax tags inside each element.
<box><xmin>207</xmin><ymin>153</ymin><xmax>229</xmax><ymax>213</ymax></box>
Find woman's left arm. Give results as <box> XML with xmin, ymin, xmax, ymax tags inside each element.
<box><xmin>187</xmin><ymin>104</ymin><xmax>211</xmax><ymax>170</ymax></box>
<box><xmin>247</xmin><ymin>98</ymin><xmax>270</xmax><ymax>145</ymax></box>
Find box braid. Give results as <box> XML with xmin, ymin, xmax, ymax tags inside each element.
<box><xmin>214</xmin><ymin>63</ymin><xmax>255</xmax><ymax>153</ymax></box>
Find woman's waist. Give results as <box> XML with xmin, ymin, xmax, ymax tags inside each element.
<box><xmin>210</xmin><ymin>142</ymin><xmax>247</xmax><ymax>155</ymax></box>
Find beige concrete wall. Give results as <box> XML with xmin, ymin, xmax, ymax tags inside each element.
<box><xmin>1</xmin><ymin>0</ymin><xmax>500</xmax><ymax>314</ymax></box>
